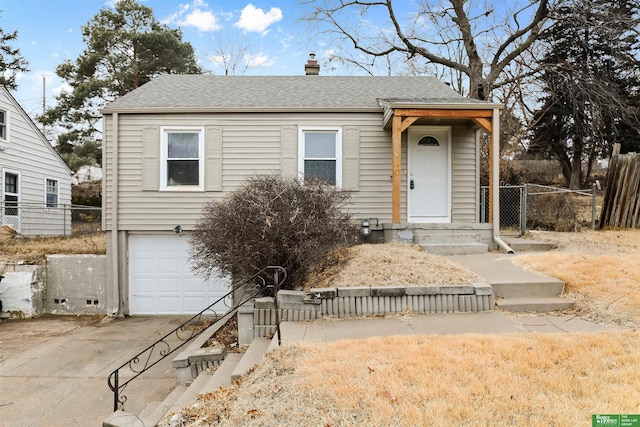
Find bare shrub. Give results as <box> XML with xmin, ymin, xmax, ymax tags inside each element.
<box><xmin>189</xmin><ymin>174</ymin><xmax>359</xmax><ymax>290</ymax></box>
<box><xmin>526</xmin><ymin>193</ymin><xmax>582</xmax><ymax>232</ymax></box>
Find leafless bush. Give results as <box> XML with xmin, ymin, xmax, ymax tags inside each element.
<box><xmin>189</xmin><ymin>174</ymin><xmax>359</xmax><ymax>290</ymax></box>
<box><xmin>526</xmin><ymin>194</ymin><xmax>582</xmax><ymax>232</ymax></box>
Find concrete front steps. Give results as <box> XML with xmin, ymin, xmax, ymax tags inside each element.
<box><xmin>415</xmin><ymin>231</ymin><xmax>488</xmax><ymax>255</ymax></box>
<box><xmin>448</xmin><ymin>254</ymin><xmax>573</xmax><ymax>313</ymax></box>
<box><xmin>132</xmin><ymin>338</ymin><xmax>272</xmax><ymax>426</ymax></box>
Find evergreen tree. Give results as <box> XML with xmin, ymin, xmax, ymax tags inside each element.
<box><xmin>529</xmin><ymin>0</ymin><xmax>640</xmax><ymax>188</ymax></box>
<box><xmin>0</xmin><ymin>12</ymin><xmax>30</xmax><ymax>91</ymax></box>
<box><xmin>40</xmin><ymin>0</ymin><xmax>204</xmax><ymax>156</ymax></box>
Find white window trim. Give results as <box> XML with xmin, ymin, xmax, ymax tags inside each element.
<box><xmin>2</xmin><ymin>168</ymin><xmax>20</xmax><ymax>216</ymax></box>
<box><xmin>0</xmin><ymin>108</ymin><xmax>8</xmax><ymax>143</ymax></box>
<box><xmin>44</xmin><ymin>177</ymin><xmax>59</xmax><ymax>208</ymax></box>
<box><xmin>159</xmin><ymin>126</ymin><xmax>205</xmax><ymax>191</ymax></box>
<box><xmin>297</xmin><ymin>126</ymin><xmax>343</xmax><ymax>188</ymax></box>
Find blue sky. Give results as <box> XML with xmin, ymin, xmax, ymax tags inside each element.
<box><xmin>2</xmin><ymin>0</ymin><xmax>390</xmax><ymax>119</ymax></box>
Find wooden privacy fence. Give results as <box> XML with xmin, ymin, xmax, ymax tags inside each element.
<box><xmin>600</xmin><ymin>153</ymin><xmax>640</xmax><ymax>228</ymax></box>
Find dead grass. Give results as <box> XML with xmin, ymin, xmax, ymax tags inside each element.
<box><xmin>514</xmin><ymin>229</ymin><xmax>640</xmax><ymax>328</ymax></box>
<box><xmin>169</xmin><ymin>331</ymin><xmax>640</xmax><ymax>426</ymax></box>
<box><xmin>0</xmin><ymin>232</ymin><xmax>106</xmax><ymax>262</ymax></box>
<box><xmin>304</xmin><ymin>243</ymin><xmax>480</xmax><ymax>289</ymax></box>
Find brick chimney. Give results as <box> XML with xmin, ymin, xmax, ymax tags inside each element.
<box><xmin>304</xmin><ymin>52</ymin><xmax>320</xmax><ymax>75</ymax></box>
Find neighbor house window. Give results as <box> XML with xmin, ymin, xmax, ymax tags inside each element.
<box><xmin>298</xmin><ymin>127</ymin><xmax>342</xmax><ymax>187</ymax></box>
<box><xmin>0</xmin><ymin>110</ymin><xmax>6</xmax><ymax>141</ymax></box>
<box><xmin>4</xmin><ymin>171</ymin><xmax>18</xmax><ymax>216</ymax></box>
<box><xmin>160</xmin><ymin>127</ymin><xmax>204</xmax><ymax>190</ymax></box>
<box><xmin>45</xmin><ymin>178</ymin><xmax>58</xmax><ymax>207</ymax></box>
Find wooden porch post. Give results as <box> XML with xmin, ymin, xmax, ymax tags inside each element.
<box><xmin>392</xmin><ymin>115</ymin><xmax>402</xmax><ymax>223</ymax></box>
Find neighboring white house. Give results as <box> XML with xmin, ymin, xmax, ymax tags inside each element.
<box><xmin>101</xmin><ymin>59</ymin><xmax>507</xmax><ymax>316</ymax></box>
<box><xmin>0</xmin><ymin>86</ymin><xmax>73</xmax><ymax>236</ymax></box>
<box><xmin>72</xmin><ymin>165</ymin><xmax>103</xmax><ymax>185</ymax></box>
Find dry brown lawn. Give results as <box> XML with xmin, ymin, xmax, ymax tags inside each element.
<box><xmin>305</xmin><ymin>243</ymin><xmax>480</xmax><ymax>289</ymax></box>
<box><xmin>160</xmin><ymin>230</ymin><xmax>640</xmax><ymax>427</ymax></box>
<box><xmin>514</xmin><ymin>229</ymin><xmax>640</xmax><ymax>328</ymax></box>
<box><xmin>170</xmin><ymin>331</ymin><xmax>640</xmax><ymax>426</ymax></box>
<box><xmin>0</xmin><ymin>231</ymin><xmax>106</xmax><ymax>262</ymax></box>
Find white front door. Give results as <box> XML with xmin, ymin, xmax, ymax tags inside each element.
<box><xmin>408</xmin><ymin>126</ymin><xmax>451</xmax><ymax>223</ymax></box>
<box><xmin>128</xmin><ymin>234</ymin><xmax>231</xmax><ymax>315</ymax></box>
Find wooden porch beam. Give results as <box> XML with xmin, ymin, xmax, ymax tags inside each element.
<box><xmin>400</xmin><ymin>116</ymin><xmax>419</xmax><ymax>133</ymax></box>
<box><xmin>393</xmin><ymin>108</ymin><xmax>493</xmax><ymax>118</ymax></box>
<box><xmin>472</xmin><ymin>117</ymin><xmax>492</xmax><ymax>134</ymax></box>
<box><xmin>392</xmin><ymin>115</ymin><xmax>402</xmax><ymax>223</ymax></box>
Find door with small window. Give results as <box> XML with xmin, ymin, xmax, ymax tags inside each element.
<box><xmin>2</xmin><ymin>170</ymin><xmax>20</xmax><ymax>231</ymax></box>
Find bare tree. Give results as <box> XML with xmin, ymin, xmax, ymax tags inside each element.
<box><xmin>207</xmin><ymin>37</ymin><xmax>269</xmax><ymax>76</ymax></box>
<box><xmin>302</xmin><ymin>0</ymin><xmax>551</xmax><ymax>99</ymax></box>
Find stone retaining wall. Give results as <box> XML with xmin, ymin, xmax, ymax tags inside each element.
<box><xmin>238</xmin><ymin>283</ymin><xmax>494</xmax><ymax>345</ymax></box>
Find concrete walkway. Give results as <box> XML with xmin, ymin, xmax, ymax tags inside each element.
<box><xmin>0</xmin><ymin>316</ymin><xmax>189</xmax><ymax>427</ymax></box>
<box><xmin>446</xmin><ymin>252</ymin><xmax>562</xmax><ymax>288</ymax></box>
<box><xmin>278</xmin><ymin>311</ymin><xmax>613</xmax><ymax>344</ymax></box>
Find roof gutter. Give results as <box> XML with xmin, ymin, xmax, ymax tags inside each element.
<box><xmin>100</xmin><ymin>106</ymin><xmax>385</xmax><ymax>115</ymax></box>
<box><xmin>490</xmin><ymin>107</ymin><xmax>514</xmax><ymax>254</ymax></box>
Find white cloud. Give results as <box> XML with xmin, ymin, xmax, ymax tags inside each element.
<box><xmin>164</xmin><ymin>1</ymin><xmax>221</xmax><ymax>32</ymax></box>
<box><xmin>235</xmin><ymin>4</ymin><xmax>282</xmax><ymax>34</ymax></box>
<box><xmin>53</xmin><ymin>82</ymin><xmax>73</xmax><ymax>97</ymax></box>
<box><xmin>245</xmin><ymin>53</ymin><xmax>273</xmax><ymax>68</ymax></box>
<box><xmin>179</xmin><ymin>9</ymin><xmax>220</xmax><ymax>31</ymax></box>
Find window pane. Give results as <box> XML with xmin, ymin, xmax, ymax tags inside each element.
<box><xmin>46</xmin><ymin>179</ymin><xmax>58</xmax><ymax>207</ymax></box>
<box><xmin>167</xmin><ymin>160</ymin><xmax>199</xmax><ymax>186</ymax></box>
<box><xmin>5</xmin><ymin>173</ymin><xmax>17</xmax><ymax>193</ymax></box>
<box><xmin>167</xmin><ymin>133</ymin><xmax>199</xmax><ymax>158</ymax></box>
<box><xmin>304</xmin><ymin>160</ymin><xmax>336</xmax><ymax>184</ymax></box>
<box><xmin>0</xmin><ymin>111</ymin><xmax>5</xmax><ymax>124</ymax></box>
<box><xmin>305</xmin><ymin>132</ymin><xmax>336</xmax><ymax>158</ymax></box>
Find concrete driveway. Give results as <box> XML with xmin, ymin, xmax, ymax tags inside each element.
<box><xmin>0</xmin><ymin>315</ymin><xmax>188</xmax><ymax>426</ymax></box>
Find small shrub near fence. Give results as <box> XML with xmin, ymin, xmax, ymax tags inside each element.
<box><xmin>0</xmin><ymin>203</ymin><xmax>102</xmax><ymax>237</ymax></box>
<box><xmin>481</xmin><ymin>184</ymin><xmax>599</xmax><ymax>233</ymax></box>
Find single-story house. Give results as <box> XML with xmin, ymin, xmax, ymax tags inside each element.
<box><xmin>0</xmin><ymin>86</ymin><xmax>72</xmax><ymax>236</ymax></box>
<box><xmin>101</xmin><ymin>57</ymin><xmax>509</xmax><ymax>316</ymax></box>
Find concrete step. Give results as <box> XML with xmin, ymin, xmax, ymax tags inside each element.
<box><xmin>502</xmin><ymin>237</ymin><xmax>556</xmax><ymax>252</ymax></box>
<box><xmin>420</xmin><ymin>242</ymin><xmax>488</xmax><ymax>255</ymax></box>
<box><xmin>201</xmin><ymin>353</ymin><xmax>243</xmax><ymax>394</ymax></box>
<box><xmin>497</xmin><ymin>297</ymin><xmax>573</xmax><ymax>312</ymax></box>
<box><xmin>174</xmin><ymin>369</ymin><xmax>214</xmax><ymax>408</ymax></box>
<box><xmin>231</xmin><ymin>337</ymin><xmax>271</xmax><ymax>382</ymax></box>
<box><xmin>414</xmin><ymin>232</ymin><xmax>482</xmax><ymax>244</ymax></box>
<box><xmin>139</xmin><ymin>384</ymin><xmax>188</xmax><ymax>426</ymax></box>
<box><xmin>491</xmin><ymin>281</ymin><xmax>565</xmax><ymax>298</ymax></box>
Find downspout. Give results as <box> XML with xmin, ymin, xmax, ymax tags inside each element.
<box><xmin>110</xmin><ymin>113</ymin><xmax>121</xmax><ymax>316</ymax></box>
<box><xmin>491</xmin><ymin>107</ymin><xmax>514</xmax><ymax>254</ymax></box>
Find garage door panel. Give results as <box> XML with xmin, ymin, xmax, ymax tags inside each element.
<box><xmin>129</xmin><ymin>234</ymin><xmax>231</xmax><ymax>315</ymax></box>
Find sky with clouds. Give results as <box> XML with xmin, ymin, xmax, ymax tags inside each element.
<box><xmin>2</xmin><ymin>0</ymin><xmax>393</xmax><ymax>119</ymax></box>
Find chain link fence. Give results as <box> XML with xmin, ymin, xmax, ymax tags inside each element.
<box><xmin>480</xmin><ymin>185</ymin><xmax>525</xmax><ymax>235</ymax></box>
<box><xmin>0</xmin><ymin>203</ymin><xmax>102</xmax><ymax>237</ymax></box>
<box><xmin>480</xmin><ymin>184</ymin><xmax>599</xmax><ymax>234</ymax></box>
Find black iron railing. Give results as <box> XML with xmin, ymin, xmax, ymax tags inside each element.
<box><xmin>107</xmin><ymin>265</ymin><xmax>287</xmax><ymax>412</ymax></box>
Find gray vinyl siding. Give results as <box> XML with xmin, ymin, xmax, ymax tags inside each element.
<box><xmin>0</xmin><ymin>88</ymin><xmax>72</xmax><ymax>236</ymax></box>
<box><xmin>104</xmin><ymin>112</ymin><xmax>403</xmax><ymax>231</ymax></box>
<box><xmin>451</xmin><ymin>125</ymin><xmax>477</xmax><ymax>222</ymax></box>
<box><xmin>104</xmin><ymin>113</ymin><xmax>477</xmax><ymax>231</ymax></box>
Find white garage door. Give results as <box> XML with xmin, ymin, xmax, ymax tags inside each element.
<box><xmin>129</xmin><ymin>234</ymin><xmax>230</xmax><ymax>315</ymax></box>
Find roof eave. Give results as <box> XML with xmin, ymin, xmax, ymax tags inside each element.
<box><xmin>379</xmin><ymin>100</ymin><xmax>504</xmax><ymax>128</ymax></box>
<box><xmin>101</xmin><ymin>106</ymin><xmax>385</xmax><ymax>114</ymax></box>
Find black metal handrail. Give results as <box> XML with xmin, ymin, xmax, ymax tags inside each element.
<box><xmin>107</xmin><ymin>265</ymin><xmax>287</xmax><ymax>412</ymax></box>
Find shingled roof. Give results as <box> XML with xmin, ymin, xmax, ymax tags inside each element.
<box><xmin>102</xmin><ymin>74</ymin><xmax>488</xmax><ymax>113</ymax></box>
